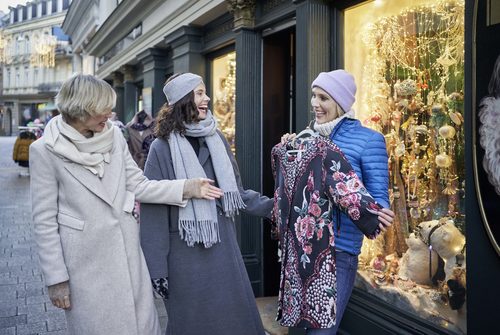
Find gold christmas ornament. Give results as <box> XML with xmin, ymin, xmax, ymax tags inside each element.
<box><xmin>438</xmin><ymin>125</ymin><xmax>456</xmax><ymax>139</ymax></box>
<box><xmin>435</xmin><ymin>153</ymin><xmax>452</xmax><ymax>168</ymax></box>
<box><xmin>449</xmin><ymin>111</ymin><xmax>462</xmax><ymax>125</ymax></box>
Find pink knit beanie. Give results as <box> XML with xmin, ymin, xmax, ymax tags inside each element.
<box><xmin>311</xmin><ymin>70</ymin><xmax>357</xmax><ymax>113</ymax></box>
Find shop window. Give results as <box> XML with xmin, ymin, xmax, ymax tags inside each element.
<box><xmin>344</xmin><ymin>0</ymin><xmax>465</xmax><ymax>333</ymax></box>
<box><xmin>211</xmin><ymin>51</ymin><xmax>236</xmax><ymax>153</ymax></box>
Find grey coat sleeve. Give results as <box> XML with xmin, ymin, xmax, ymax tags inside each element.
<box><xmin>219</xmin><ymin>132</ymin><xmax>274</xmax><ymax>218</ymax></box>
<box><xmin>140</xmin><ymin>140</ymin><xmax>171</xmax><ymax>279</ymax></box>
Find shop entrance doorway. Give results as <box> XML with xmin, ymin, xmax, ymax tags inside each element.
<box><xmin>262</xmin><ymin>25</ymin><xmax>296</xmax><ymax>296</ymax></box>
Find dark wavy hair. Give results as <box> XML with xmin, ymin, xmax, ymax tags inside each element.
<box><xmin>155</xmin><ymin>74</ymin><xmax>199</xmax><ymax>140</ymax></box>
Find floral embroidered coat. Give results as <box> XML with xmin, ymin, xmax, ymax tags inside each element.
<box><xmin>271</xmin><ymin>136</ymin><xmax>381</xmax><ymax>329</ymax></box>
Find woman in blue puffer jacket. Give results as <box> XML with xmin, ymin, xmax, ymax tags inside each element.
<box><xmin>288</xmin><ymin>69</ymin><xmax>394</xmax><ymax>334</ymax></box>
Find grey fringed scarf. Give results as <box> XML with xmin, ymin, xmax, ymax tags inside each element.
<box><xmin>168</xmin><ymin>111</ymin><xmax>246</xmax><ymax>248</ymax></box>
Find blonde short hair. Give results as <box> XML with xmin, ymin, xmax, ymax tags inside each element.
<box><xmin>55</xmin><ymin>73</ymin><xmax>116</xmax><ymax>122</ymax></box>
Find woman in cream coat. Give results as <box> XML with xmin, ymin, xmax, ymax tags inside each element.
<box><xmin>29</xmin><ymin>74</ymin><xmax>222</xmax><ymax>335</ymax></box>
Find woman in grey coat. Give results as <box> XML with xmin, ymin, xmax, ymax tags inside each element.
<box><xmin>30</xmin><ymin>74</ymin><xmax>222</xmax><ymax>335</ymax></box>
<box><xmin>140</xmin><ymin>73</ymin><xmax>273</xmax><ymax>335</ymax></box>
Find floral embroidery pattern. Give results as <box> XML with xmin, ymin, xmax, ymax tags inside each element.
<box><xmin>294</xmin><ymin>171</ymin><xmax>331</xmax><ymax>269</ymax></box>
<box><xmin>271</xmin><ymin>136</ymin><xmax>381</xmax><ymax>329</ymax></box>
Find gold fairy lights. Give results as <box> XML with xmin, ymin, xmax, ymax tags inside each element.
<box><xmin>0</xmin><ymin>29</ymin><xmax>57</xmax><ymax>68</ymax></box>
<box><xmin>30</xmin><ymin>33</ymin><xmax>57</xmax><ymax>68</ymax></box>
<box><xmin>360</xmin><ymin>0</ymin><xmax>465</xmax><ymax>226</ymax></box>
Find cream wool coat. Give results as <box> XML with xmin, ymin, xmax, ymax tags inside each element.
<box><xmin>29</xmin><ymin>127</ymin><xmax>187</xmax><ymax>335</ymax></box>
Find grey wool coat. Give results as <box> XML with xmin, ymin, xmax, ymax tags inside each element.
<box><xmin>140</xmin><ymin>132</ymin><xmax>273</xmax><ymax>335</ymax></box>
<box><xmin>29</xmin><ymin>128</ymin><xmax>187</xmax><ymax>335</ymax></box>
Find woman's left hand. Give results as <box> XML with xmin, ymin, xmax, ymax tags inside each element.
<box><xmin>377</xmin><ymin>208</ymin><xmax>395</xmax><ymax>232</ymax></box>
<box><xmin>183</xmin><ymin>178</ymin><xmax>223</xmax><ymax>200</ymax></box>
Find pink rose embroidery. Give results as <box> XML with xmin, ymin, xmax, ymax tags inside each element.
<box><xmin>348</xmin><ymin>206</ymin><xmax>361</xmax><ymax>220</ymax></box>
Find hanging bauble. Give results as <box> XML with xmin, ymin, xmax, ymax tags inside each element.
<box><xmin>370</xmin><ymin>112</ymin><xmax>382</xmax><ymax>123</ymax></box>
<box><xmin>395</xmin><ymin>143</ymin><xmax>406</xmax><ymax>157</ymax></box>
<box><xmin>431</xmin><ymin>104</ymin><xmax>444</xmax><ymax>114</ymax></box>
<box><xmin>449</xmin><ymin>111</ymin><xmax>462</xmax><ymax>125</ymax></box>
<box><xmin>435</xmin><ymin>153</ymin><xmax>452</xmax><ymax>168</ymax></box>
<box><xmin>392</xmin><ymin>110</ymin><xmax>402</xmax><ymax>121</ymax></box>
<box><xmin>415</xmin><ymin>125</ymin><xmax>428</xmax><ymax>134</ymax></box>
<box><xmin>438</xmin><ymin>125</ymin><xmax>456</xmax><ymax>139</ymax></box>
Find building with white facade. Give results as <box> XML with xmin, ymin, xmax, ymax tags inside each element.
<box><xmin>0</xmin><ymin>0</ymin><xmax>72</xmax><ymax>135</ymax></box>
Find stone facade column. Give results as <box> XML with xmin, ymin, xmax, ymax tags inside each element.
<box><xmin>229</xmin><ymin>0</ymin><xmax>264</xmax><ymax>295</ymax></box>
<box><xmin>111</xmin><ymin>71</ymin><xmax>124</xmax><ymax>122</ymax></box>
<box><xmin>137</xmin><ymin>48</ymin><xmax>168</xmax><ymax>117</ymax></box>
<box><xmin>164</xmin><ymin>26</ymin><xmax>204</xmax><ymax>77</ymax></box>
<box><xmin>122</xmin><ymin>65</ymin><xmax>137</xmax><ymax>123</ymax></box>
<box><xmin>293</xmin><ymin>0</ymin><xmax>331</xmax><ymax>130</ymax></box>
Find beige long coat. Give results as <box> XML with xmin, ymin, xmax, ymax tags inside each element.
<box><xmin>29</xmin><ymin>128</ymin><xmax>186</xmax><ymax>335</ymax></box>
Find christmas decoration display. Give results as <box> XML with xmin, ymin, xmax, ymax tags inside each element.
<box><xmin>349</xmin><ymin>0</ymin><xmax>466</xmax><ymax>333</ymax></box>
<box><xmin>212</xmin><ymin>52</ymin><xmax>236</xmax><ymax>152</ymax></box>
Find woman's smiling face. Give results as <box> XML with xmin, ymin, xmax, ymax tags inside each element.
<box><xmin>311</xmin><ymin>86</ymin><xmax>340</xmax><ymax>124</ymax></box>
<box><xmin>194</xmin><ymin>83</ymin><xmax>210</xmax><ymax>120</ymax></box>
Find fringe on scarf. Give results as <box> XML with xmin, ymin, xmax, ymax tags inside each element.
<box><xmin>179</xmin><ymin>219</ymin><xmax>221</xmax><ymax>248</ymax></box>
<box><xmin>222</xmin><ymin>191</ymin><xmax>247</xmax><ymax>217</ymax></box>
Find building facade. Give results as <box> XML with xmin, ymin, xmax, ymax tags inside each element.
<box><xmin>0</xmin><ymin>0</ymin><xmax>72</xmax><ymax>135</ymax></box>
<box><xmin>62</xmin><ymin>0</ymin><xmax>499</xmax><ymax>334</ymax></box>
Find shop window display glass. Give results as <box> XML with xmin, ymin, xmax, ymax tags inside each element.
<box><xmin>344</xmin><ymin>0</ymin><xmax>466</xmax><ymax>333</ymax></box>
<box><xmin>211</xmin><ymin>51</ymin><xmax>236</xmax><ymax>153</ymax></box>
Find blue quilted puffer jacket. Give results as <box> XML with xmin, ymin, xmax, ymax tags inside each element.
<box><xmin>329</xmin><ymin>118</ymin><xmax>390</xmax><ymax>255</ymax></box>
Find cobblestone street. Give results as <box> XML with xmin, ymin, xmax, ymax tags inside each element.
<box><xmin>0</xmin><ymin>136</ymin><xmax>67</xmax><ymax>335</ymax></box>
<box><xmin>0</xmin><ymin>136</ymin><xmax>168</xmax><ymax>335</ymax></box>
<box><xmin>0</xmin><ymin>135</ymin><xmax>220</xmax><ymax>335</ymax></box>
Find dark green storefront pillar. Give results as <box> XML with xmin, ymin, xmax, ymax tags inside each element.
<box><xmin>122</xmin><ymin>65</ymin><xmax>137</xmax><ymax>123</ymax></box>
<box><xmin>137</xmin><ymin>48</ymin><xmax>168</xmax><ymax>117</ymax></box>
<box><xmin>232</xmin><ymin>0</ymin><xmax>264</xmax><ymax>296</ymax></box>
<box><xmin>111</xmin><ymin>71</ymin><xmax>125</xmax><ymax>122</ymax></box>
<box><xmin>165</xmin><ymin>26</ymin><xmax>204</xmax><ymax>78</ymax></box>
<box><xmin>294</xmin><ymin>0</ymin><xmax>332</xmax><ymax>130</ymax></box>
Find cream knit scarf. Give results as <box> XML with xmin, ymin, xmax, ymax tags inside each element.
<box><xmin>313</xmin><ymin>110</ymin><xmax>355</xmax><ymax>137</ymax></box>
<box><xmin>44</xmin><ymin>115</ymin><xmax>115</xmax><ymax>178</ymax></box>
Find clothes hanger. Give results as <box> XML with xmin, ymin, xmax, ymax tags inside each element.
<box><xmin>286</xmin><ymin>126</ymin><xmax>318</xmax><ymax>156</ymax></box>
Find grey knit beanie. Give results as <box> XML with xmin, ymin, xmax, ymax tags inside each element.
<box><xmin>163</xmin><ymin>73</ymin><xmax>203</xmax><ymax>105</ymax></box>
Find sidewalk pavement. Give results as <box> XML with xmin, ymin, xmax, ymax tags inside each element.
<box><xmin>0</xmin><ymin>136</ymin><xmax>167</xmax><ymax>335</ymax></box>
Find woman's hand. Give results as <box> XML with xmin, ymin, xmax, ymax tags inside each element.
<box><xmin>377</xmin><ymin>208</ymin><xmax>395</xmax><ymax>232</ymax></box>
<box><xmin>48</xmin><ymin>281</ymin><xmax>71</xmax><ymax>310</ymax></box>
<box><xmin>183</xmin><ymin>178</ymin><xmax>223</xmax><ymax>200</ymax></box>
<box><xmin>280</xmin><ymin>133</ymin><xmax>296</xmax><ymax>144</ymax></box>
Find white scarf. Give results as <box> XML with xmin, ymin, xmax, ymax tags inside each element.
<box><xmin>44</xmin><ymin>115</ymin><xmax>115</xmax><ymax>178</ymax></box>
<box><xmin>313</xmin><ymin>110</ymin><xmax>355</xmax><ymax>137</ymax></box>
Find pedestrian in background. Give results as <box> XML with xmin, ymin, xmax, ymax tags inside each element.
<box><xmin>29</xmin><ymin>73</ymin><xmax>223</xmax><ymax>335</ymax></box>
<box><xmin>140</xmin><ymin>72</ymin><xmax>273</xmax><ymax>335</ymax></box>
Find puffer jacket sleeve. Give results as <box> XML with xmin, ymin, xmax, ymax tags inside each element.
<box><xmin>359</xmin><ymin>131</ymin><xmax>390</xmax><ymax>208</ymax></box>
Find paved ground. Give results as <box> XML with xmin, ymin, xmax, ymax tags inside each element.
<box><xmin>0</xmin><ymin>136</ymin><xmax>167</xmax><ymax>335</ymax></box>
